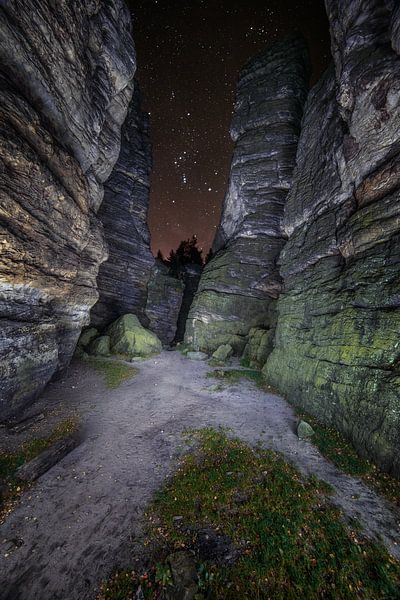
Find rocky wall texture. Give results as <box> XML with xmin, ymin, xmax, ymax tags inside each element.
<box><xmin>184</xmin><ymin>35</ymin><xmax>310</xmax><ymax>354</ymax></box>
<box><xmin>145</xmin><ymin>261</ymin><xmax>185</xmax><ymax>346</ymax></box>
<box><xmin>90</xmin><ymin>82</ymin><xmax>154</xmax><ymax>329</ymax></box>
<box><xmin>0</xmin><ymin>1</ymin><xmax>136</xmax><ymax>418</ymax></box>
<box><xmin>265</xmin><ymin>1</ymin><xmax>400</xmax><ymax>476</ymax></box>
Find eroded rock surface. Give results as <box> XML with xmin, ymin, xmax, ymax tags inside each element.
<box><xmin>185</xmin><ymin>35</ymin><xmax>310</xmax><ymax>354</ymax></box>
<box><xmin>0</xmin><ymin>1</ymin><xmax>136</xmax><ymax>419</ymax></box>
<box><xmin>265</xmin><ymin>1</ymin><xmax>400</xmax><ymax>476</ymax></box>
<box><xmin>90</xmin><ymin>82</ymin><xmax>154</xmax><ymax>329</ymax></box>
<box><xmin>145</xmin><ymin>261</ymin><xmax>184</xmax><ymax>345</ymax></box>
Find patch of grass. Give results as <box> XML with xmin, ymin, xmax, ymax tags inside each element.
<box><xmin>207</xmin><ymin>368</ymin><xmax>262</xmax><ymax>386</ymax></box>
<box><xmin>101</xmin><ymin>429</ymin><xmax>400</xmax><ymax>599</ymax></box>
<box><xmin>0</xmin><ymin>417</ymin><xmax>78</xmax><ymax>522</ymax></box>
<box><xmin>207</xmin><ymin>368</ymin><xmax>279</xmax><ymax>395</ymax></box>
<box><xmin>296</xmin><ymin>411</ymin><xmax>400</xmax><ymax>507</ymax></box>
<box><xmin>85</xmin><ymin>357</ymin><xmax>138</xmax><ymax>389</ymax></box>
<box><xmin>239</xmin><ymin>356</ymin><xmax>252</xmax><ymax>368</ymax></box>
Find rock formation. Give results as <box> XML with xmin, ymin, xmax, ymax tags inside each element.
<box><xmin>174</xmin><ymin>264</ymin><xmax>202</xmax><ymax>343</ymax></box>
<box><xmin>184</xmin><ymin>35</ymin><xmax>310</xmax><ymax>354</ymax></box>
<box><xmin>145</xmin><ymin>260</ymin><xmax>185</xmax><ymax>345</ymax></box>
<box><xmin>0</xmin><ymin>1</ymin><xmax>136</xmax><ymax>418</ymax></box>
<box><xmin>265</xmin><ymin>1</ymin><xmax>400</xmax><ymax>476</ymax></box>
<box><xmin>90</xmin><ymin>82</ymin><xmax>154</xmax><ymax>329</ymax></box>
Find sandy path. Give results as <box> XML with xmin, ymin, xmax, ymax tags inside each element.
<box><xmin>0</xmin><ymin>351</ymin><xmax>399</xmax><ymax>599</ymax></box>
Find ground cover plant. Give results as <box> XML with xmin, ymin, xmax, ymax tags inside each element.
<box><xmin>0</xmin><ymin>418</ymin><xmax>78</xmax><ymax>522</ymax></box>
<box><xmin>208</xmin><ymin>368</ymin><xmax>400</xmax><ymax>507</ymax></box>
<box><xmin>99</xmin><ymin>428</ymin><xmax>400</xmax><ymax>599</ymax></box>
<box><xmin>85</xmin><ymin>357</ymin><xmax>139</xmax><ymax>389</ymax></box>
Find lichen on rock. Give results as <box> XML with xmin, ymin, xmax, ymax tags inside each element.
<box><xmin>264</xmin><ymin>0</ymin><xmax>400</xmax><ymax>477</ymax></box>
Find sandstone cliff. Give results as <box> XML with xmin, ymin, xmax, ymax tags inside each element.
<box><xmin>0</xmin><ymin>1</ymin><xmax>136</xmax><ymax>418</ymax></box>
<box><xmin>184</xmin><ymin>35</ymin><xmax>310</xmax><ymax>354</ymax></box>
<box><xmin>265</xmin><ymin>0</ymin><xmax>400</xmax><ymax>476</ymax></box>
<box><xmin>145</xmin><ymin>261</ymin><xmax>184</xmax><ymax>345</ymax></box>
<box><xmin>90</xmin><ymin>82</ymin><xmax>154</xmax><ymax>329</ymax></box>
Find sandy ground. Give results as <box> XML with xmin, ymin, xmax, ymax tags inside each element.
<box><xmin>0</xmin><ymin>351</ymin><xmax>399</xmax><ymax>599</ymax></box>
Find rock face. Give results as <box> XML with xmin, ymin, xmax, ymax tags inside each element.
<box><xmin>185</xmin><ymin>35</ymin><xmax>310</xmax><ymax>354</ymax></box>
<box><xmin>145</xmin><ymin>261</ymin><xmax>185</xmax><ymax>345</ymax></box>
<box><xmin>0</xmin><ymin>1</ymin><xmax>136</xmax><ymax>418</ymax></box>
<box><xmin>265</xmin><ymin>1</ymin><xmax>400</xmax><ymax>476</ymax></box>
<box><xmin>174</xmin><ymin>264</ymin><xmax>202</xmax><ymax>343</ymax></box>
<box><xmin>90</xmin><ymin>82</ymin><xmax>154</xmax><ymax>329</ymax></box>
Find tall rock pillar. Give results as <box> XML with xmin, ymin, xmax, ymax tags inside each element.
<box><xmin>184</xmin><ymin>35</ymin><xmax>310</xmax><ymax>354</ymax></box>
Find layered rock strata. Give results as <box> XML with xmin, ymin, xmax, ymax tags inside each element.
<box><xmin>265</xmin><ymin>1</ymin><xmax>400</xmax><ymax>476</ymax></box>
<box><xmin>0</xmin><ymin>1</ymin><xmax>136</xmax><ymax>418</ymax></box>
<box><xmin>185</xmin><ymin>35</ymin><xmax>310</xmax><ymax>354</ymax></box>
<box><xmin>90</xmin><ymin>82</ymin><xmax>154</xmax><ymax>329</ymax></box>
<box><xmin>145</xmin><ymin>261</ymin><xmax>185</xmax><ymax>345</ymax></box>
<box><xmin>174</xmin><ymin>264</ymin><xmax>202</xmax><ymax>343</ymax></box>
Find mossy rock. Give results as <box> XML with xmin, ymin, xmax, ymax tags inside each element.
<box><xmin>89</xmin><ymin>335</ymin><xmax>111</xmax><ymax>357</ymax></box>
<box><xmin>212</xmin><ymin>344</ymin><xmax>233</xmax><ymax>362</ymax></box>
<box><xmin>107</xmin><ymin>314</ymin><xmax>162</xmax><ymax>358</ymax></box>
<box><xmin>242</xmin><ymin>328</ymin><xmax>275</xmax><ymax>368</ymax></box>
<box><xmin>78</xmin><ymin>327</ymin><xmax>99</xmax><ymax>348</ymax></box>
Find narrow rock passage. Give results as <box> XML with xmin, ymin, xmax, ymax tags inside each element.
<box><xmin>1</xmin><ymin>351</ymin><xmax>399</xmax><ymax>600</ymax></box>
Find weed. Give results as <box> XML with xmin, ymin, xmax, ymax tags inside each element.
<box><xmin>101</xmin><ymin>428</ymin><xmax>400</xmax><ymax>599</ymax></box>
<box><xmin>85</xmin><ymin>357</ymin><xmax>138</xmax><ymax>389</ymax></box>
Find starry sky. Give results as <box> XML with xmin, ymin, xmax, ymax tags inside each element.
<box><xmin>127</xmin><ymin>0</ymin><xmax>331</xmax><ymax>257</ymax></box>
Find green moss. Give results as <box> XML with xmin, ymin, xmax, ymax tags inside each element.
<box><xmin>85</xmin><ymin>357</ymin><xmax>138</xmax><ymax>389</ymax></box>
<box><xmin>295</xmin><ymin>410</ymin><xmax>400</xmax><ymax>507</ymax></box>
<box><xmin>0</xmin><ymin>418</ymin><xmax>78</xmax><ymax>521</ymax></box>
<box><xmin>207</xmin><ymin>368</ymin><xmax>279</xmax><ymax>395</ymax></box>
<box><xmin>100</xmin><ymin>429</ymin><xmax>400</xmax><ymax>599</ymax></box>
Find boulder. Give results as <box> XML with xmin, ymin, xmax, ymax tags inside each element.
<box><xmin>212</xmin><ymin>344</ymin><xmax>233</xmax><ymax>362</ymax></box>
<box><xmin>78</xmin><ymin>328</ymin><xmax>99</xmax><ymax>349</ymax></box>
<box><xmin>89</xmin><ymin>336</ymin><xmax>111</xmax><ymax>357</ymax></box>
<box><xmin>108</xmin><ymin>314</ymin><xmax>162</xmax><ymax>358</ymax></box>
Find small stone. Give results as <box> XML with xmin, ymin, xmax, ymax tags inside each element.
<box><xmin>297</xmin><ymin>420</ymin><xmax>315</xmax><ymax>440</ymax></box>
<box><xmin>173</xmin><ymin>515</ymin><xmax>183</xmax><ymax>522</ymax></box>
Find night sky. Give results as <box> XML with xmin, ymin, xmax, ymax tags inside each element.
<box><xmin>127</xmin><ymin>1</ymin><xmax>331</xmax><ymax>257</ymax></box>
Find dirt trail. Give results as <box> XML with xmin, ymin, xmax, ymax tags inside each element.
<box><xmin>0</xmin><ymin>351</ymin><xmax>399</xmax><ymax>599</ymax></box>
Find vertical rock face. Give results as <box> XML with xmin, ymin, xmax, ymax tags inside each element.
<box><xmin>184</xmin><ymin>35</ymin><xmax>310</xmax><ymax>354</ymax></box>
<box><xmin>174</xmin><ymin>264</ymin><xmax>202</xmax><ymax>343</ymax></box>
<box><xmin>0</xmin><ymin>1</ymin><xmax>136</xmax><ymax>418</ymax></box>
<box><xmin>145</xmin><ymin>261</ymin><xmax>185</xmax><ymax>345</ymax></box>
<box><xmin>90</xmin><ymin>82</ymin><xmax>154</xmax><ymax>329</ymax></box>
<box><xmin>265</xmin><ymin>1</ymin><xmax>400</xmax><ymax>476</ymax></box>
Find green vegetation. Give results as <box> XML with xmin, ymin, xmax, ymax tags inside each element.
<box><xmin>210</xmin><ymin>369</ymin><xmax>400</xmax><ymax>507</ymax></box>
<box><xmin>207</xmin><ymin>367</ymin><xmax>278</xmax><ymax>394</ymax></box>
<box><xmin>99</xmin><ymin>429</ymin><xmax>400</xmax><ymax>599</ymax></box>
<box><xmin>295</xmin><ymin>411</ymin><xmax>400</xmax><ymax>507</ymax></box>
<box><xmin>0</xmin><ymin>418</ymin><xmax>78</xmax><ymax>521</ymax></box>
<box><xmin>85</xmin><ymin>357</ymin><xmax>138</xmax><ymax>389</ymax></box>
